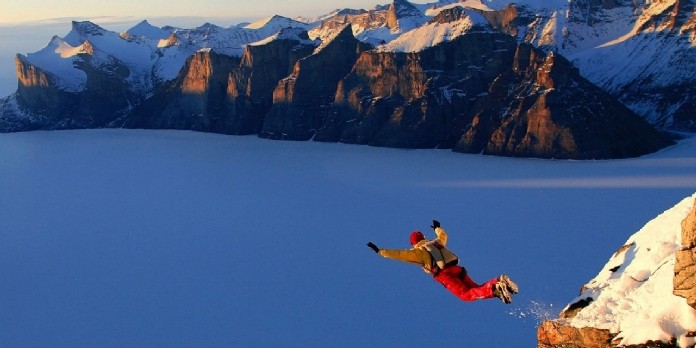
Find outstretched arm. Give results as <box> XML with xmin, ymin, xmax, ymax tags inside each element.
<box><xmin>366</xmin><ymin>242</ymin><xmax>431</xmax><ymax>267</ymax></box>
<box><xmin>379</xmin><ymin>247</ymin><xmax>430</xmax><ymax>265</ymax></box>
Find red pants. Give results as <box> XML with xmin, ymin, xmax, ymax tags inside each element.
<box><xmin>433</xmin><ymin>266</ymin><xmax>497</xmax><ymax>302</ymax></box>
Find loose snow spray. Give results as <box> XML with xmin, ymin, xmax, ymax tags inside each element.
<box><xmin>508</xmin><ymin>300</ymin><xmax>559</xmax><ymax>326</ymax></box>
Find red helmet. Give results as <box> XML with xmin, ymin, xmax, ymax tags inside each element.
<box><xmin>409</xmin><ymin>231</ymin><xmax>425</xmax><ymax>245</ymax></box>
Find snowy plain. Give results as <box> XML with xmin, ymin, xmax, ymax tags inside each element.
<box><xmin>1</xmin><ymin>129</ymin><xmax>696</xmax><ymax>347</ymax></box>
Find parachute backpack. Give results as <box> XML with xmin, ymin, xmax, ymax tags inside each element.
<box><xmin>419</xmin><ymin>240</ymin><xmax>459</xmax><ymax>275</ymax></box>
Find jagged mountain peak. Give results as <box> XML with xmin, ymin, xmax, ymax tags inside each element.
<box><xmin>314</xmin><ymin>24</ymin><xmax>356</xmax><ymax>53</ymax></box>
<box><xmin>387</xmin><ymin>0</ymin><xmax>426</xmax><ymax>31</ymax></box>
<box><xmin>391</xmin><ymin>0</ymin><xmax>420</xmax><ymax>14</ymax></box>
<box><xmin>244</xmin><ymin>14</ymin><xmax>310</xmax><ymax>31</ymax></box>
<box><xmin>196</xmin><ymin>22</ymin><xmax>222</xmax><ymax>30</ymax></box>
<box><xmin>126</xmin><ymin>20</ymin><xmax>171</xmax><ymax>40</ymax></box>
<box><xmin>70</xmin><ymin>20</ymin><xmax>107</xmax><ymax>36</ymax></box>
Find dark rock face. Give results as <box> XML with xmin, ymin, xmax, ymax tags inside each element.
<box><xmin>460</xmin><ymin>45</ymin><xmax>673</xmax><ymax>159</ymax></box>
<box><xmin>126</xmin><ymin>31</ymin><xmax>316</xmax><ymax>134</ymax></box>
<box><xmin>261</xmin><ymin>25</ymin><xmax>372</xmax><ymax>140</ymax></box>
<box><xmin>317</xmin><ymin>50</ymin><xmax>438</xmax><ymax>148</ymax></box>
<box><xmin>125</xmin><ymin>50</ymin><xmax>239</xmax><ymax>132</ymax></box>
<box><xmin>471</xmin><ymin>4</ymin><xmax>531</xmax><ymax>38</ymax></box>
<box><xmin>11</xmin><ymin>46</ymin><xmax>138</xmax><ymax>130</ymax></box>
<box><xmin>319</xmin><ymin>32</ymin><xmax>673</xmax><ymax>158</ymax></box>
<box><xmin>223</xmin><ymin>31</ymin><xmax>316</xmax><ymax>134</ymax></box>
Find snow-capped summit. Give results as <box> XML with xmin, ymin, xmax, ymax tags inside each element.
<box><xmin>67</xmin><ymin>20</ymin><xmax>107</xmax><ymax>38</ymax></box>
<box><xmin>126</xmin><ymin>20</ymin><xmax>172</xmax><ymax>40</ymax></box>
<box><xmin>377</xmin><ymin>6</ymin><xmax>491</xmax><ymax>52</ymax></box>
<box><xmin>19</xmin><ymin>36</ymin><xmax>88</xmax><ymax>92</ymax></box>
<box><xmin>243</xmin><ymin>15</ymin><xmax>313</xmax><ymax>32</ymax></box>
<box><xmin>62</xmin><ymin>20</ymin><xmax>155</xmax><ymax>80</ymax></box>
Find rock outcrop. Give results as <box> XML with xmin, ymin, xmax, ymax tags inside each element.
<box><xmin>538</xmin><ymin>321</ymin><xmax>616</xmax><ymax>348</ymax></box>
<box><xmin>538</xmin><ymin>195</ymin><xmax>696</xmax><ymax>348</ymax></box>
<box><xmin>675</xmin><ymin>198</ymin><xmax>696</xmax><ymax>308</ymax></box>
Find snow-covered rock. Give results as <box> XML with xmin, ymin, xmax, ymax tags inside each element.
<box><xmin>376</xmin><ymin>6</ymin><xmax>492</xmax><ymax>52</ymax></box>
<box><xmin>539</xmin><ymin>193</ymin><xmax>696</xmax><ymax>347</ymax></box>
<box><xmin>492</xmin><ymin>0</ymin><xmax>696</xmax><ymax>129</ymax></box>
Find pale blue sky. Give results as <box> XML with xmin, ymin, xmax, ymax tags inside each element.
<box><xmin>0</xmin><ymin>0</ymin><xmax>424</xmax><ymax>25</ymax></box>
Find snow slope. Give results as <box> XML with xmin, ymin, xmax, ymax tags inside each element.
<box><xmin>1</xmin><ymin>129</ymin><xmax>695</xmax><ymax>347</ymax></box>
<box><xmin>376</xmin><ymin>8</ymin><xmax>491</xmax><ymax>52</ymax></box>
<box><xmin>566</xmin><ymin>193</ymin><xmax>696</xmax><ymax>346</ymax></box>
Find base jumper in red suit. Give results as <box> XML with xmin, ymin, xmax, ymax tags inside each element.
<box><xmin>367</xmin><ymin>220</ymin><xmax>518</xmax><ymax>304</ymax></box>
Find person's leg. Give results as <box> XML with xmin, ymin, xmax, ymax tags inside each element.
<box><xmin>435</xmin><ymin>267</ymin><xmax>497</xmax><ymax>302</ymax></box>
<box><xmin>461</xmin><ymin>273</ymin><xmax>481</xmax><ymax>289</ymax></box>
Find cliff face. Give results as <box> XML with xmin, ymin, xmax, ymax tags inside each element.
<box><xmin>224</xmin><ymin>30</ymin><xmax>316</xmax><ymax>134</ymax></box>
<box><xmin>675</xmin><ymin>198</ymin><xmax>696</xmax><ymax>308</ymax></box>
<box><xmin>318</xmin><ymin>29</ymin><xmax>672</xmax><ymax>158</ymax></box>
<box><xmin>261</xmin><ymin>25</ymin><xmax>372</xmax><ymax>140</ymax></box>
<box><xmin>538</xmin><ymin>196</ymin><xmax>696</xmax><ymax>348</ymax></box>
<box><xmin>13</xmin><ymin>55</ymin><xmax>75</xmax><ymax>129</ymax></box>
<box><xmin>126</xmin><ymin>30</ymin><xmax>316</xmax><ymax>134</ymax></box>
<box><xmin>125</xmin><ymin>50</ymin><xmax>239</xmax><ymax>132</ymax></box>
<box><xmin>460</xmin><ymin>44</ymin><xmax>672</xmax><ymax>159</ymax></box>
<box><xmin>318</xmin><ymin>49</ymin><xmax>440</xmax><ymax>148</ymax></box>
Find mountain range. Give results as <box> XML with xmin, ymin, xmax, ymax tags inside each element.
<box><xmin>1</xmin><ymin>0</ymin><xmax>693</xmax><ymax>159</ymax></box>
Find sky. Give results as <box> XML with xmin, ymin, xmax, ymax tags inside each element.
<box><xmin>0</xmin><ymin>0</ymin><xmax>404</xmax><ymax>25</ymax></box>
<box><xmin>1</xmin><ymin>128</ymin><xmax>695</xmax><ymax>347</ymax></box>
